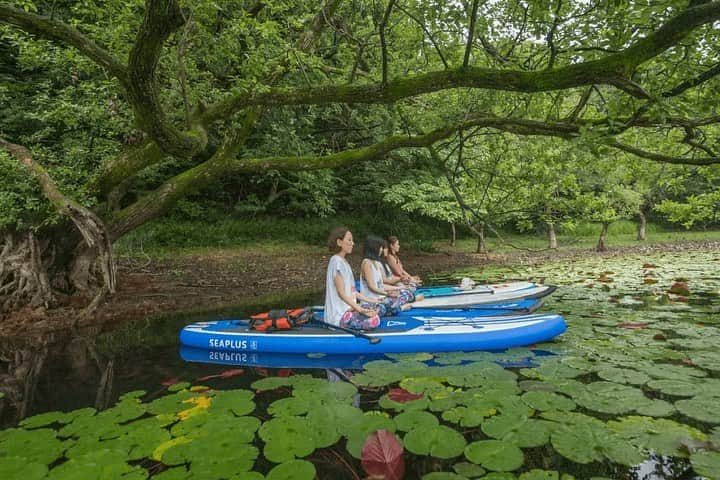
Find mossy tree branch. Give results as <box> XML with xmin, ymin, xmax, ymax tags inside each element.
<box><xmin>199</xmin><ymin>1</ymin><xmax>720</xmax><ymax>124</ymax></box>
<box><xmin>126</xmin><ymin>0</ymin><xmax>207</xmax><ymax>159</ymax></box>
<box><xmin>0</xmin><ymin>3</ymin><xmax>128</xmax><ymax>84</ymax></box>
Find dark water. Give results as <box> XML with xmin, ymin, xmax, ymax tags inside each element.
<box><xmin>1</xmin><ymin>250</ymin><xmax>718</xmax><ymax>479</ymax></box>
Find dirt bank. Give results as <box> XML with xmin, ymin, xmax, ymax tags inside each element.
<box><xmin>2</xmin><ymin>239</ymin><xmax>719</xmax><ymax>338</ymax></box>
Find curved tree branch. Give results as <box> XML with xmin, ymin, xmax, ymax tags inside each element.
<box><xmin>200</xmin><ymin>1</ymin><xmax>720</xmax><ymax>124</ymax></box>
<box><xmin>126</xmin><ymin>0</ymin><xmax>207</xmax><ymax>159</ymax></box>
<box><xmin>610</xmin><ymin>141</ymin><xmax>719</xmax><ymax>165</ymax></box>
<box><xmin>0</xmin><ymin>3</ymin><xmax>128</xmax><ymax>84</ymax></box>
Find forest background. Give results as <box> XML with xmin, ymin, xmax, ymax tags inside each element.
<box><xmin>1</xmin><ymin>0</ymin><xmax>719</xmax><ymax>322</ymax></box>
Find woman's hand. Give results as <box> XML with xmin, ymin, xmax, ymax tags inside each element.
<box><xmin>359</xmin><ymin>306</ymin><xmax>377</xmax><ymax>316</ymax></box>
<box><xmin>386</xmin><ymin>289</ymin><xmax>399</xmax><ymax>297</ymax></box>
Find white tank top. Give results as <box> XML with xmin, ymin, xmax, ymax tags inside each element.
<box><xmin>360</xmin><ymin>259</ymin><xmax>385</xmax><ymax>300</ymax></box>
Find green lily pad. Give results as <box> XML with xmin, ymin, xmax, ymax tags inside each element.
<box><xmin>258</xmin><ymin>416</ymin><xmax>315</xmax><ymax>463</ymax></box>
<box><xmin>268</xmin><ymin>396</ymin><xmax>312</xmax><ymax>417</ymax></box>
<box><xmin>675</xmin><ymin>395</ymin><xmax>720</xmax><ymax>424</ymax></box>
<box><xmin>609</xmin><ymin>416</ymin><xmax>708</xmax><ymax>457</ymax></box>
<box><xmin>394</xmin><ymin>410</ymin><xmax>439</xmax><ymax>431</ymax></box>
<box><xmin>452</xmin><ymin>461</ymin><xmax>486</xmax><ymax>478</ymax></box>
<box><xmin>595</xmin><ymin>367</ymin><xmax>650</xmax><ymax>385</ymax></box>
<box><xmin>47</xmin><ymin>449</ymin><xmax>146</xmax><ymax>480</ymax></box>
<box><xmin>170</xmin><ymin>413</ymin><xmax>260</xmax><ymax>443</ymax></box>
<box><xmin>169</xmin><ymin>382</ymin><xmax>191</xmax><ymax>392</ymax></box>
<box><xmin>633</xmin><ymin>399</ymin><xmax>675</xmax><ymax>417</ymax></box>
<box><xmin>481</xmin><ymin>415</ymin><xmax>554</xmax><ymax>448</ymax></box>
<box><xmin>208</xmin><ymin>389</ymin><xmax>256</xmax><ymax>416</ymax></box>
<box><xmin>266</xmin><ymin>460</ymin><xmax>316</xmax><ymax>480</ymax></box>
<box><xmin>520</xmin><ymin>391</ymin><xmax>575</xmax><ymax>411</ymax></box>
<box><xmin>442</xmin><ymin>406</ymin><xmax>496</xmax><ymax>427</ymax></box>
<box><xmin>550</xmin><ymin>419</ymin><xmax>645</xmax><ymax>466</ymax></box>
<box><xmin>19</xmin><ymin>411</ymin><xmax>72</xmax><ymax>429</ymax></box>
<box><xmin>404</xmin><ymin>424</ymin><xmax>467</xmax><ymax>459</ymax></box>
<box><xmin>691</xmin><ymin>451</ymin><xmax>720</xmax><ymax>480</ymax></box>
<box><xmin>645</xmin><ymin>378</ymin><xmax>707</xmax><ymax>397</ymax></box>
<box><xmin>571</xmin><ymin>382</ymin><xmax>649</xmax><ymax>415</ymax></box>
<box><xmin>464</xmin><ymin>439</ymin><xmax>524</xmax><ymax>471</ymax></box>
<box><xmin>422</xmin><ymin>473</ymin><xmax>469</xmax><ymax>480</ymax></box>
<box><xmin>0</xmin><ymin>456</ymin><xmax>47</xmax><ymax>480</ymax></box>
<box><xmin>519</xmin><ymin>471</ymin><xmax>561</xmax><ymax>480</ymax></box>
<box><xmin>251</xmin><ymin>376</ymin><xmax>294</xmax><ymax>391</ymax></box>
<box><xmin>0</xmin><ymin>427</ymin><xmax>68</xmax><ymax>465</ymax></box>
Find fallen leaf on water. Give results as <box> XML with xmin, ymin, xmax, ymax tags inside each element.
<box><xmin>618</xmin><ymin>322</ymin><xmax>649</xmax><ymax>330</ymax></box>
<box><xmin>642</xmin><ymin>263</ymin><xmax>658</xmax><ymax>269</ymax></box>
<box><xmin>361</xmin><ymin>429</ymin><xmax>404</xmax><ymax>480</ymax></box>
<box><xmin>669</xmin><ymin>282</ymin><xmax>690</xmax><ymax>296</ymax></box>
<box><xmin>388</xmin><ymin>388</ymin><xmax>424</xmax><ymax>403</ymax></box>
<box><xmin>196</xmin><ymin>368</ymin><xmax>245</xmax><ymax>382</ymax></box>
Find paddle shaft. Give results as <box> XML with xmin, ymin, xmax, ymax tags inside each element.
<box><xmin>313</xmin><ymin>319</ymin><xmax>381</xmax><ymax>344</ymax></box>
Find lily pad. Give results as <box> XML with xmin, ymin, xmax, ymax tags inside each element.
<box><xmin>19</xmin><ymin>411</ymin><xmax>72</xmax><ymax>429</ymax></box>
<box><xmin>0</xmin><ymin>456</ymin><xmax>47</xmax><ymax>480</ymax></box>
<box><xmin>675</xmin><ymin>395</ymin><xmax>720</xmax><ymax>424</ymax></box>
<box><xmin>520</xmin><ymin>391</ymin><xmax>575</xmax><ymax>412</ymax></box>
<box><xmin>258</xmin><ymin>416</ymin><xmax>315</xmax><ymax>463</ymax></box>
<box><xmin>442</xmin><ymin>406</ymin><xmax>496</xmax><ymax>427</ymax></box>
<box><xmin>394</xmin><ymin>410</ymin><xmax>439</xmax><ymax>431</ymax></box>
<box><xmin>0</xmin><ymin>427</ymin><xmax>68</xmax><ymax>465</ymax></box>
<box><xmin>595</xmin><ymin>367</ymin><xmax>650</xmax><ymax>385</ymax></box>
<box><xmin>481</xmin><ymin>415</ymin><xmax>554</xmax><ymax>448</ymax></box>
<box><xmin>464</xmin><ymin>439</ymin><xmax>524</xmax><ymax>471</ymax></box>
<box><xmin>452</xmin><ymin>461</ymin><xmax>486</xmax><ymax>478</ymax></box>
<box><xmin>690</xmin><ymin>451</ymin><xmax>720</xmax><ymax>480</ymax></box>
<box><xmin>608</xmin><ymin>416</ymin><xmax>707</xmax><ymax>457</ymax></box>
<box><xmin>404</xmin><ymin>424</ymin><xmax>467</xmax><ymax>459</ymax></box>
<box><xmin>266</xmin><ymin>460</ymin><xmax>316</xmax><ymax>480</ymax></box>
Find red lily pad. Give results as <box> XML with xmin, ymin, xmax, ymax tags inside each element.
<box><xmin>618</xmin><ymin>322</ymin><xmax>649</xmax><ymax>330</ymax></box>
<box><xmin>196</xmin><ymin>368</ymin><xmax>245</xmax><ymax>382</ymax></box>
<box><xmin>669</xmin><ymin>282</ymin><xmax>690</xmax><ymax>296</ymax></box>
<box><xmin>387</xmin><ymin>388</ymin><xmax>424</xmax><ymax>403</ymax></box>
<box><xmin>361</xmin><ymin>429</ymin><xmax>404</xmax><ymax>480</ymax></box>
<box><xmin>653</xmin><ymin>333</ymin><xmax>667</xmax><ymax>341</ymax></box>
<box><xmin>642</xmin><ymin>263</ymin><xmax>658</xmax><ymax>269</ymax></box>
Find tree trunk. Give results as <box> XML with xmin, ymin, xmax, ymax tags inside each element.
<box><xmin>547</xmin><ymin>223</ymin><xmax>558</xmax><ymax>249</ymax></box>
<box><xmin>637</xmin><ymin>209</ymin><xmax>647</xmax><ymax>241</ymax></box>
<box><xmin>0</xmin><ymin>227</ymin><xmax>109</xmax><ymax>318</ymax></box>
<box><xmin>596</xmin><ymin>222</ymin><xmax>609</xmax><ymax>252</ymax></box>
<box><xmin>476</xmin><ymin>224</ymin><xmax>486</xmax><ymax>254</ymax></box>
<box><xmin>450</xmin><ymin>223</ymin><xmax>456</xmax><ymax>246</ymax></box>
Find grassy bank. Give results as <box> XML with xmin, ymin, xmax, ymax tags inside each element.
<box><xmin>448</xmin><ymin>220</ymin><xmax>720</xmax><ymax>254</ymax></box>
<box><xmin>116</xmin><ymin>216</ymin><xmax>720</xmax><ymax>258</ymax></box>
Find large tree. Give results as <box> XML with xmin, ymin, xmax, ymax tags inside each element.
<box><xmin>1</xmin><ymin>0</ymin><xmax>719</xmax><ymax>315</ymax></box>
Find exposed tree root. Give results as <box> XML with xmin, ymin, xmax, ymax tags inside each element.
<box><xmin>0</xmin><ymin>232</ymin><xmax>55</xmax><ymax>315</ymax></box>
<box><xmin>0</xmin><ymin>139</ymin><xmax>116</xmax><ymax>317</ymax></box>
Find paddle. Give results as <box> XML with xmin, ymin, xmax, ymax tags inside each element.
<box><xmin>312</xmin><ymin>318</ymin><xmax>381</xmax><ymax>344</ymax></box>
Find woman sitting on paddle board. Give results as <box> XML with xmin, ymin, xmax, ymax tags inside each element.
<box><xmin>386</xmin><ymin>236</ymin><xmax>422</xmax><ymax>286</ymax></box>
<box><xmin>325</xmin><ymin>227</ymin><xmax>381</xmax><ymax>330</ymax></box>
<box><xmin>360</xmin><ymin>235</ymin><xmax>414</xmax><ymax>316</ymax></box>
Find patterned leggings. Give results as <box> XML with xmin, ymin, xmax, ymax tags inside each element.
<box><xmin>370</xmin><ymin>289</ymin><xmax>415</xmax><ymax>317</ymax></box>
<box><xmin>341</xmin><ymin>310</ymin><xmax>381</xmax><ymax>330</ymax></box>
